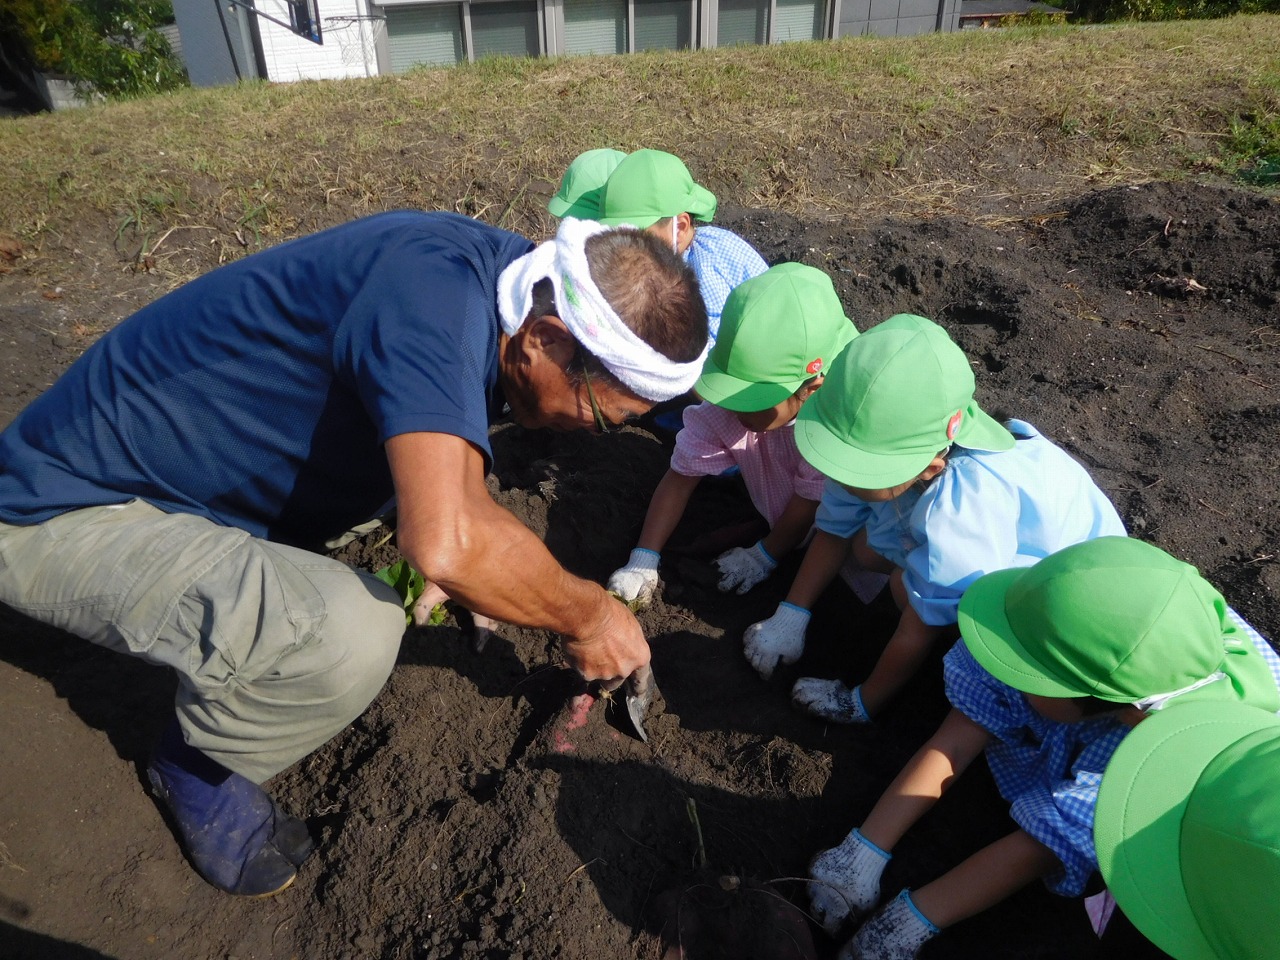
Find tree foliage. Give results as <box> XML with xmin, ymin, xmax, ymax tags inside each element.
<box><xmin>0</xmin><ymin>0</ymin><xmax>187</xmax><ymax>99</ymax></box>
<box><xmin>1069</xmin><ymin>0</ymin><xmax>1280</xmax><ymax>21</ymax></box>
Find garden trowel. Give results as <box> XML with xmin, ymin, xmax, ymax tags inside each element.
<box><xmin>622</xmin><ymin>663</ymin><xmax>656</xmax><ymax>743</ymax></box>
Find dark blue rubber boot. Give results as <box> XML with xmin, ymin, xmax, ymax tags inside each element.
<box><xmin>147</xmin><ymin>720</ymin><xmax>308</xmax><ymax>896</ymax></box>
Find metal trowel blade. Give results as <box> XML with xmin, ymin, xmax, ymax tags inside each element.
<box><xmin>623</xmin><ymin>663</ymin><xmax>656</xmax><ymax>743</ymax></box>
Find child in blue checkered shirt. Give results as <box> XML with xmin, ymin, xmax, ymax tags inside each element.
<box><xmin>807</xmin><ymin>537</ymin><xmax>1280</xmax><ymax>959</ymax></box>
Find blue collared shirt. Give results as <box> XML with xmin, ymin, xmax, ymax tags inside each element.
<box><xmin>944</xmin><ymin>611</ymin><xmax>1280</xmax><ymax>897</ymax></box>
<box><xmin>685</xmin><ymin>225</ymin><xmax>768</xmax><ymax>341</ymax></box>
<box><xmin>814</xmin><ymin>420</ymin><xmax>1126</xmax><ymax>625</ymax></box>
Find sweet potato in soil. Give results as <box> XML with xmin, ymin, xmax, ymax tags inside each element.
<box><xmin>2</xmin><ymin>181</ymin><xmax>1278</xmax><ymax>960</ymax></box>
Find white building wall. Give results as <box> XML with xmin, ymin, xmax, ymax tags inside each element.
<box><xmin>256</xmin><ymin>0</ymin><xmax>381</xmax><ymax>80</ymax></box>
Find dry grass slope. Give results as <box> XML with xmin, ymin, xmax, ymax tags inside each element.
<box><xmin>0</xmin><ymin>15</ymin><xmax>1276</xmax><ymax>288</ymax></box>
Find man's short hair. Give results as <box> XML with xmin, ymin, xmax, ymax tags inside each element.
<box><xmin>532</xmin><ymin>229</ymin><xmax>707</xmax><ymax>393</ymax></box>
<box><xmin>585</xmin><ymin>229</ymin><xmax>708</xmax><ymax>365</ymax></box>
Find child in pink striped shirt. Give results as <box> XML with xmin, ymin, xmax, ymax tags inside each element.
<box><xmin>607</xmin><ymin>263</ymin><xmax>863</xmax><ymax>605</ymax></box>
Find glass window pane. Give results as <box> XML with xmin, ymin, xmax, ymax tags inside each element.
<box><xmin>563</xmin><ymin>0</ymin><xmax>627</xmax><ymax>54</ymax></box>
<box><xmin>634</xmin><ymin>0</ymin><xmax>691</xmax><ymax>50</ymax></box>
<box><xmin>472</xmin><ymin>0</ymin><xmax>541</xmax><ymax>58</ymax></box>
<box><xmin>773</xmin><ymin>0</ymin><xmax>824</xmax><ymax>40</ymax></box>
<box><xmin>717</xmin><ymin>0</ymin><xmax>767</xmax><ymax>45</ymax></box>
<box><xmin>385</xmin><ymin>4</ymin><xmax>465</xmax><ymax>70</ymax></box>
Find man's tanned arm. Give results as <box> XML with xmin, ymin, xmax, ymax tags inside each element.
<box><xmin>387</xmin><ymin>431</ymin><xmax>650</xmax><ymax>683</ymax></box>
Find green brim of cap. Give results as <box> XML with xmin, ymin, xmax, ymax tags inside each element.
<box><xmin>548</xmin><ymin>194</ymin><xmax>598</xmax><ymax>218</ymax></box>
<box><xmin>595</xmin><ymin>211</ymin><xmax>662</xmax><ymax>228</ymax></box>
<box><xmin>1095</xmin><ymin>701</ymin><xmax>1280</xmax><ymax>960</ymax></box>
<box><xmin>957</xmin><ymin>567</ymin><xmax>1092</xmax><ymax>699</ymax></box>
<box><xmin>694</xmin><ymin>367</ymin><xmax>804</xmax><ymax>412</ymax></box>
<box><xmin>952</xmin><ymin>401</ymin><xmax>1017</xmax><ymax>453</ymax></box>
<box><xmin>595</xmin><ymin>182</ymin><xmax>718</xmax><ymax>228</ymax></box>
<box><xmin>686</xmin><ymin>182</ymin><xmax>717</xmax><ymax>222</ymax></box>
<box><xmin>794</xmin><ymin>414</ymin><xmax>938</xmax><ymax>488</ymax></box>
<box><xmin>794</xmin><ymin>397</ymin><xmax>1014</xmax><ymax>490</ymax></box>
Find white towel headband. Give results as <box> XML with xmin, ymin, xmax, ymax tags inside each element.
<box><xmin>496</xmin><ymin>217</ymin><xmax>709</xmax><ymax>402</ymax></box>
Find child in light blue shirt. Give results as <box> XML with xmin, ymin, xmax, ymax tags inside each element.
<box><xmin>742</xmin><ymin>314</ymin><xmax>1124</xmax><ymax>725</ymax></box>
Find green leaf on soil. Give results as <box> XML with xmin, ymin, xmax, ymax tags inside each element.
<box><xmin>375</xmin><ymin>560</ymin><xmax>427</xmax><ymax>625</ymax></box>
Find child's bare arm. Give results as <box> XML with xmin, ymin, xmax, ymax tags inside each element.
<box><xmin>858</xmin><ymin>580</ymin><xmax>950</xmax><ymax>714</ymax></box>
<box><xmin>783</xmin><ymin>528</ymin><xmax>852</xmax><ymax>608</ymax></box>
<box><xmin>861</xmin><ymin>708</ymin><xmax>990</xmax><ymax>851</ymax></box>
<box><xmin>636</xmin><ymin>469</ymin><xmax>702</xmax><ymax>552</ymax></box>
<box><xmin>910</xmin><ymin>830</ymin><xmax>1058</xmax><ymax>929</ymax></box>
<box><xmin>761</xmin><ymin>494</ymin><xmax>819</xmax><ymax>561</ymax></box>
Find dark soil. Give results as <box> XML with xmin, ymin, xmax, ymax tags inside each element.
<box><xmin>2</xmin><ymin>179</ymin><xmax>1278</xmax><ymax>960</ymax></box>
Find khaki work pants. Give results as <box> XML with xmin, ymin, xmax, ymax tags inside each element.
<box><xmin>0</xmin><ymin>500</ymin><xmax>406</xmax><ymax>783</ymax></box>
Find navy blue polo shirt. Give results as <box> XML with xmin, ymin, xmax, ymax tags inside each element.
<box><xmin>0</xmin><ymin>211</ymin><xmax>534</xmax><ymax>547</ymax></box>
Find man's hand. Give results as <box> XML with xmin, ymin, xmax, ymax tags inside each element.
<box><xmin>560</xmin><ymin>587</ymin><xmax>651</xmax><ymax>685</ymax></box>
<box><xmin>606</xmin><ymin>547</ymin><xmax>661</xmax><ymax>606</ymax></box>
<box><xmin>743</xmin><ymin>602</ymin><xmax>811</xmax><ymax>679</ymax></box>
<box><xmin>411</xmin><ymin>581</ymin><xmax>450</xmax><ymax>627</ymax></box>
<box><xmin>713</xmin><ymin>540</ymin><xmax>776</xmax><ymax>594</ymax></box>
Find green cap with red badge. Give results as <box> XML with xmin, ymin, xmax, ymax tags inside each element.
<box><xmin>694</xmin><ymin>263</ymin><xmax>858</xmax><ymax>413</ymax></box>
<box><xmin>794</xmin><ymin>313</ymin><xmax>1013</xmax><ymax>488</ymax></box>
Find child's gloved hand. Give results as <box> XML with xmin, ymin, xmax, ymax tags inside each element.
<box><xmin>713</xmin><ymin>540</ymin><xmax>777</xmax><ymax>594</ymax></box>
<box><xmin>792</xmin><ymin>678</ymin><xmax>870</xmax><ymax>724</ymax></box>
<box><xmin>743</xmin><ymin>602</ymin><xmax>810</xmax><ymax>679</ymax></box>
<box><xmin>606</xmin><ymin>548</ymin><xmax>661</xmax><ymax>606</ymax></box>
<box><xmin>808</xmin><ymin>828</ymin><xmax>891</xmax><ymax>935</ymax></box>
<box><xmin>841</xmin><ymin>890</ymin><xmax>939</xmax><ymax>960</ymax></box>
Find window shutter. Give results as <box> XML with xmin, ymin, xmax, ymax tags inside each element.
<box><xmin>386</xmin><ymin>4</ymin><xmax>465</xmax><ymax>70</ymax></box>
<box><xmin>717</xmin><ymin>0</ymin><xmax>768</xmax><ymax>45</ymax></box>
<box><xmin>633</xmin><ymin>0</ymin><xmax>692</xmax><ymax>49</ymax></box>
<box><xmin>773</xmin><ymin>0</ymin><xmax>824</xmax><ymax>40</ymax></box>
<box><xmin>563</xmin><ymin>0</ymin><xmax>627</xmax><ymax>54</ymax></box>
<box><xmin>471</xmin><ymin>0</ymin><xmax>542</xmax><ymax>57</ymax></box>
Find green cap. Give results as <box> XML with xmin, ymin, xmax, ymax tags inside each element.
<box><xmin>694</xmin><ymin>264</ymin><xmax>858</xmax><ymax>413</ymax></box>
<box><xmin>597</xmin><ymin>149</ymin><xmax>718</xmax><ymax>228</ymax></box>
<box><xmin>793</xmin><ymin>314</ymin><xmax>1013</xmax><ymax>488</ymax></box>
<box><xmin>547</xmin><ymin>148</ymin><xmax>628</xmax><ymax>219</ymax></box>
<box><xmin>1095</xmin><ymin>700</ymin><xmax>1280</xmax><ymax>960</ymax></box>
<box><xmin>958</xmin><ymin>537</ymin><xmax>1280</xmax><ymax>710</ymax></box>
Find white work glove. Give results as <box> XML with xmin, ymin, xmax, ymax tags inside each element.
<box><xmin>842</xmin><ymin>890</ymin><xmax>939</xmax><ymax>960</ymax></box>
<box><xmin>792</xmin><ymin>678</ymin><xmax>871</xmax><ymax>724</ymax></box>
<box><xmin>743</xmin><ymin>602</ymin><xmax>810</xmax><ymax>679</ymax></box>
<box><xmin>606</xmin><ymin>548</ymin><xmax>661</xmax><ymax>606</ymax></box>
<box><xmin>713</xmin><ymin>540</ymin><xmax>777</xmax><ymax>594</ymax></box>
<box><xmin>808</xmin><ymin>828</ymin><xmax>891</xmax><ymax>935</ymax></box>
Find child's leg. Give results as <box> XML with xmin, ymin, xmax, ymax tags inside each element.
<box><xmin>809</xmin><ymin>710</ymin><xmax>989</xmax><ymax>933</ymax></box>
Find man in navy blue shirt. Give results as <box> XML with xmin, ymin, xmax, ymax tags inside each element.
<box><xmin>0</xmin><ymin>212</ymin><xmax>708</xmax><ymax>896</ymax></box>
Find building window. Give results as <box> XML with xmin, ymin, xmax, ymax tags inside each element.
<box><xmin>472</xmin><ymin>0</ymin><xmax>543</xmax><ymax>56</ymax></box>
<box><xmin>714</xmin><ymin>0</ymin><xmax>825</xmax><ymax>43</ymax></box>
<box><xmin>717</xmin><ymin>0</ymin><xmax>767</xmax><ymax>44</ymax></box>
<box><xmin>381</xmin><ymin>0</ymin><xmax>821</xmax><ymax>71</ymax></box>
<box><xmin>558</xmin><ymin>0</ymin><xmax>692</xmax><ymax>53</ymax></box>
<box><xmin>563</xmin><ymin>0</ymin><xmax>628</xmax><ymax>54</ymax></box>
<box><xmin>634</xmin><ymin>0</ymin><xmax>692</xmax><ymax>49</ymax></box>
<box><xmin>385</xmin><ymin>3</ymin><xmax>466</xmax><ymax>67</ymax></box>
<box><xmin>772</xmin><ymin>0</ymin><xmax>824</xmax><ymax>40</ymax></box>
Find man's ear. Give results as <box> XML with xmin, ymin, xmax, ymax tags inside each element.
<box><xmin>521</xmin><ymin>314</ymin><xmax>577</xmax><ymax>366</ymax></box>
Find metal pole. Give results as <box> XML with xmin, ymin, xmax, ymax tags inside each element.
<box><xmin>213</xmin><ymin>0</ymin><xmax>243</xmax><ymax>78</ymax></box>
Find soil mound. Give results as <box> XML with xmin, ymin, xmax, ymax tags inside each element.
<box><xmin>2</xmin><ymin>180</ymin><xmax>1277</xmax><ymax>960</ymax></box>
